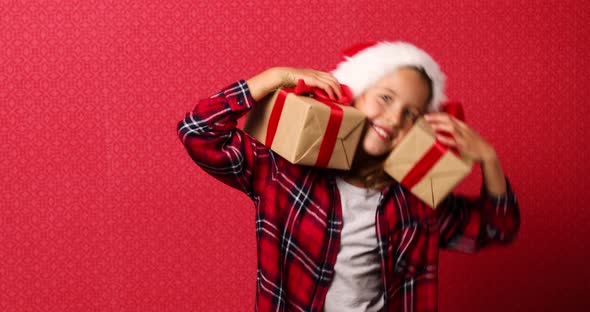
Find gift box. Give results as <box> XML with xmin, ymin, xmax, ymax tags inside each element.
<box><xmin>243</xmin><ymin>80</ymin><xmax>366</xmax><ymax>170</ymax></box>
<box><xmin>383</xmin><ymin>103</ymin><xmax>473</xmax><ymax>208</ymax></box>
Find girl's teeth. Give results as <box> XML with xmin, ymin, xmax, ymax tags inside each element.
<box><xmin>373</xmin><ymin>124</ymin><xmax>391</xmax><ymax>139</ymax></box>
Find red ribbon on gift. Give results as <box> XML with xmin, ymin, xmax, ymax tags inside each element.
<box><xmin>400</xmin><ymin>102</ymin><xmax>466</xmax><ymax>190</ymax></box>
<box><xmin>265</xmin><ymin>79</ymin><xmax>353</xmax><ymax>167</ymax></box>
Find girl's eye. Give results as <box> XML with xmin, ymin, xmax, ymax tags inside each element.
<box><xmin>405</xmin><ymin>110</ymin><xmax>417</xmax><ymax>121</ymax></box>
<box><xmin>380</xmin><ymin>95</ymin><xmax>392</xmax><ymax>103</ymax></box>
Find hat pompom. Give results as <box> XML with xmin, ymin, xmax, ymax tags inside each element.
<box><xmin>331</xmin><ymin>41</ymin><xmax>446</xmax><ymax>112</ymax></box>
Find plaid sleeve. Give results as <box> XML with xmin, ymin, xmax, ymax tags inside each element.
<box><xmin>436</xmin><ymin>177</ymin><xmax>521</xmax><ymax>253</ymax></box>
<box><xmin>176</xmin><ymin>80</ymin><xmax>276</xmax><ymax>200</ymax></box>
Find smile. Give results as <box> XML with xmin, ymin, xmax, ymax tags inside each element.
<box><xmin>370</xmin><ymin>122</ymin><xmax>393</xmax><ymax>141</ymax></box>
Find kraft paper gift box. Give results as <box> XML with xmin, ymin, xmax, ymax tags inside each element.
<box><xmin>384</xmin><ymin>109</ymin><xmax>473</xmax><ymax>208</ymax></box>
<box><xmin>243</xmin><ymin>82</ymin><xmax>366</xmax><ymax>170</ymax></box>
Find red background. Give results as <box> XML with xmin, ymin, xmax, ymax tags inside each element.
<box><xmin>1</xmin><ymin>0</ymin><xmax>589</xmax><ymax>311</ymax></box>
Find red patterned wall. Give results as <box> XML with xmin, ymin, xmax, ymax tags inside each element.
<box><xmin>1</xmin><ymin>0</ymin><xmax>588</xmax><ymax>311</ymax></box>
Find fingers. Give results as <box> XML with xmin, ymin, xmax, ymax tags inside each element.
<box><xmin>311</xmin><ymin>77</ymin><xmax>336</xmax><ymax>100</ymax></box>
<box><xmin>290</xmin><ymin>68</ymin><xmax>342</xmax><ymax>100</ymax></box>
<box><xmin>426</xmin><ymin>118</ymin><xmax>462</xmax><ymax>138</ymax></box>
<box><xmin>429</xmin><ymin>122</ymin><xmax>463</xmax><ymax>138</ymax></box>
<box><xmin>425</xmin><ymin>113</ymin><xmax>468</xmax><ymax>129</ymax></box>
<box><xmin>434</xmin><ymin>126</ymin><xmax>468</xmax><ymax>148</ymax></box>
<box><xmin>425</xmin><ymin>113</ymin><xmax>472</xmax><ymax>137</ymax></box>
<box><xmin>435</xmin><ymin>133</ymin><xmax>458</xmax><ymax>147</ymax></box>
<box><xmin>280</xmin><ymin>67</ymin><xmax>344</xmax><ymax>100</ymax></box>
<box><xmin>424</xmin><ymin>112</ymin><xmax>455</xmax><ymax>124</ymax></box>
<box><xmin>424</xmin><ymin>113</ymin><xmax>467</xmax><ymax>149</ymax></box>
<box><xmin>314</xmin><ymin>72</ymin><xmax>342</xmax><ymax>100</ymax></box>
<box><xmin>425</xmin><ymin>112</ymin><xmax>491</xmax><ymax>161</ymax></box>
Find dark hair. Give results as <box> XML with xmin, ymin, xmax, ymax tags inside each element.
<box><xmin>339</xmin><ymin>128</ymin><xmax>394</xmax><ymax>190</ymax></box>
<box><xmin>408</xmin><ymin>66</ymin><xmax>434</xmax><ymax>110</ymax></box>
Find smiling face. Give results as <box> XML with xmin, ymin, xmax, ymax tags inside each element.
<box><xmin>353</xmin><ymin>67</ymin><xmax>432</xmax><ymax>157</ymax></box>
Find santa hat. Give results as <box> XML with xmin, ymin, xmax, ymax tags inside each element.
<box><xmin>331</xmin><ymin>41</ymin><xmax>446</xmax><ymax>112</ymax></box>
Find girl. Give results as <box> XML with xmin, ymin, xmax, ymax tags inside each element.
<box><xmin>177</xmin><ymin>41</ymin><xmax>520</xmax><ymax>312</ymax></box>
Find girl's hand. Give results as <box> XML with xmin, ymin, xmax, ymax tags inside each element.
<box><xmin>424</xmin><ymin>112</ymin><xmax>509</xmax><ymax>196</ymax></box>
<box><xmin>424</xmin><ymin>113</ymin><xmax>497</xmax><ymax>163</ymax></box>
<box><xmin>247</xmin><ymin>67</ymin><xmax>342</xmax><ymax>102</ymax></box>
<box><xmin>273</xmin><ymin>67</ymin><xmax>343</xmax><ymax>100</ymax></box>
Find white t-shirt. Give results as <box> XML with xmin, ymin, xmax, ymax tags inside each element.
<box><xmin>323</xmin><ymin>177</ymin><xmax>384</xmax><ymax>312</ymax></box>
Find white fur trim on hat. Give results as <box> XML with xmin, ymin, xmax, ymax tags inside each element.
<box><xmin>331</xmin><ymin>41</ymin><xmax>446</xmax><ymax>112</ymax></box>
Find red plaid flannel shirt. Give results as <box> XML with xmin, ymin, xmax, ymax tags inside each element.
<box><xmin>177</xmin><ymin>80</ymin><xmax>521</xmax><ymax>312</ymax></box>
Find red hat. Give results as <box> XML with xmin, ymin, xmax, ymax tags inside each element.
<box><xmin>331</xmin><ymin>41</ymin><xmax>446</xmax><ymax>112</ymax></box>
